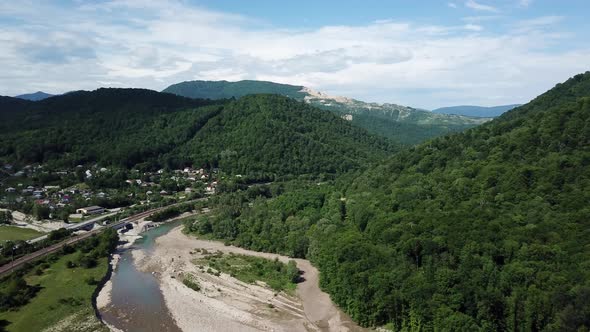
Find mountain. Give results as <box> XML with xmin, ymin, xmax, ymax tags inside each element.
<box><xmin>14</xmin><ymin>91</ymin><xmax>54</xmax><ymax>101</ymax></box>
<box><xmin>0</xmin><ymin>89</ymin><xmax>393</xmax><ymax>177</ymax></box>
<box><xmin>313</xmin><ymin>71</ymin><xmax>590</xmax><ymax>331</ymax></box>
<box><xmin>163</xmin><ymin>80</ymin><xmax>491</xmax><ymax>145</ymax></box>
<box><xmin>163</xmin><ymin>80</ymin><xmax>307</xmax><ymax>100</ymax></box>
<box><xmin>432</xmin><ymin>104</ymin><xmax>521</xmax><ymax>117</ymax></box>
<box><xmin>198</xmin><ymin>72</ymin><xmax>590</xmax><ymax>330</ymax></box>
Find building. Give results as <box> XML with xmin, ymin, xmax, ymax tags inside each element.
<box><xmin>76</xmin><ymin>206</ymin><xmax>105</xmax><ymax>215</ymax></box>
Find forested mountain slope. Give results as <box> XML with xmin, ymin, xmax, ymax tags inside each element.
<box><xmin>318</xmin><ymin>71</ymin><xmax>590</xmax><ymax>331</ymax></box>
<box><xmin>163</xmin><ymin>80</ymin><xmax>307</xmax><ymax>100</ymax></box>
<box><xmin>0</xmin><ymin>90</ymin><xmax>393</xmax><ymax>177</ymax></box>
<box><xmin>163</xmin><ymin>80</ymin><xmax>489</xmax><ymax>145</ymax></box>
<box><xmin>432</xmin><ymin>104</ymin><xmax>521</xmax><ymax>117</ymax></box>
<box><xmin>176</xmin><ymin>94</ymin><xmax>393</xmax><ymax>176</ymax></box>
<box><xmin>195</xmin><ymin>72</ymin><xmax>590</xmax><ymax>331</ymax></box>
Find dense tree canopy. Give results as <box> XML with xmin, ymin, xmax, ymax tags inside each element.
<box><xmin>189</xmin><ymin>73</ymin><xmax>590</xmax><ymax>331</ymax></box>
<box><xmin>0</xmin><ymin>90</ymin><xmax>394</xmax><ymax>177</ymax></box>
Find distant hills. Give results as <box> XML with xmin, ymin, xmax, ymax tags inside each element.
<box><xmin>432</xmin><ymin>104</ymin><xmax>521</xmax><ymax>117</ymax></box>
<box><xmin>0</xmin><ymin>89</ymin><xmax>393</xmax><ymax>177</ymax></box>
<box><xmin>164</xmin><ymin>80</ymin><xmax>491</xmax><ymax>145</ymax></box>
<box><xmin>14</xmin><ymin>91</ymin><xmax>54</xmax><ymax>101</ymax></box>
<box><xmin>163</xmin><ymin>80</ymin><xmax>307</xmax><ymax>100</ymax></box>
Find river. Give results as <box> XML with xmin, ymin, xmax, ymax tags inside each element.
<box><xmin>97</xmin><ymin>221</ymin><xmax>365</xmax><ymax>331</ymax></box>
<box><xmin>99</xmin><ymin>222</ymin><xmax>182</xmax><ymax>332</ymax></box>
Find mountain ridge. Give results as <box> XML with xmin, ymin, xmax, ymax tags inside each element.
<box><xmin>14</xmin><ymin>91</ymin><xmax>54</xmax><ymax>101</ymax></box>
<box><xmin>432</xmin><ymin>104</ymin><xmax>522</xmax><ymax>117</ymax></box>
<box><xmin>163</xmin><ymin>80</ymin><xmax>491</xmax><ymax>144</ymax></box>
<box><xmin>0</xmin><ymin>89</ymin><xmax>393</xmax><ymax>177</ymax></box>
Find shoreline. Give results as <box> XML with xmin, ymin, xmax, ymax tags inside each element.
<box><xmin>134</xmin><ymin>226</ymin><xmax>366</xmax><ymax>332</ymax></box>
<box><xmin>93</xmin><ymin>214</ymin><xmax>194</xmax><ymax>331</ymax></box>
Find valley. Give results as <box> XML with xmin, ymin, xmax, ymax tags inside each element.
<box><xmin>3</xmin><ymin>0</ymin><xmax>590</xmax><ymax>330</ymax></box>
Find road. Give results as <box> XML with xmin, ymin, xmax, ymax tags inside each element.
<box><xmin>0</xmin><ymin>207</ymin><xmax>163</xmax><ymax>277</ymax></box>
<box><xmin>26</xmin><ymin>212</ymin><xmax>119</xmax><ymax>245</ymax></box>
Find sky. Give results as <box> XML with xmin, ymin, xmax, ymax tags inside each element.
<box><xmin>1</xmin><ymin>0</ymin><xmax>589</xmax><ymax>109</ymax></box>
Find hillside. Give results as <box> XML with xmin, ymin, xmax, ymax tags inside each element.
<box><xmin>197</xmin><ymin>72</ymin><xmax>590</xmax><ymax>330</ymax></box>
<box><xmin>163</xmin><ymin>80</ymin><xmax>490</xmax><ymax>145</ymax></box>
<box><xmin>0</xmin><ymin>96</ymin><xmax>33</xmax><ymax>122</ymax></box>
<box><xmin>15</xmin><ymin>91</ymin><xmax>54</xmax><ymax>101</ymax></box>
<box><xmin>432</xmin><ymin>104</ymin><xmax>521</xmax><ymax>117</ymax></box>
<box><xmin>0</xmin><ymin>90</ymin><xmax>393</xmax><ymax>177</ymax></box>
<box><xmin>163</xmin><ymin>80</ymin><xmax>307</xmax><ymax>100</ymax></box>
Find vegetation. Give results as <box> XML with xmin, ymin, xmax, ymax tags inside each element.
<box><xmin>163</xmin><ymin>79</ymin><xmax>307</xmax><ymax>100</ymax></box>
<box><xmin>0</xmin><ymin>90</ymin><xmax>393</xmax><ymax>178</ymax></box>
<box><xmin>0</xmin><ymin>227</ymin><xmax>42</xmax><ymax>242</ymax></box>
<box><xmin>196</xmin><ymin>252</ymin><xmax>299</xmax><ymax>293</ymax></box>
<box><xmin>163</xmin><ymin>79</ymin><xmax>489</xmax><ymax>145</ymax></box>
<box><xmin>0</xmin><ymin>212</ymin><xmax>12</xmax><ymax>225</ymax></box>
<box><xmin>181</xmin><ymin>274</ymin><xmax>201</xmax><ymax>292</ymax></box>
<box><xmin>148</xmin><ymin>203</ymin><xmax>196</xmax><ymax>222</ymax></box>
<box><xmin>186</xmin><ymin>73</ymin><xmax>590</xmax><ymax>330</ymax></box>
<box><xmin>0</xmin><ymin>229</ymin><xmax>117</xmax><ymax>331</ymax></box>
<box><xmin>0</xmin><ymin>228</ymin><xmax>76</xmax><ymax>267</ymax></box>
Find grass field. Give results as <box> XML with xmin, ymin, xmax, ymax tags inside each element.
<box><xmin>0</xmin><ymin>226</ymin><xmax>43</xmax><ymax>242</ymax></box>
<box><xmin>0</xmin><ymin>253</ymin><xmax>109</xmax><ymax>332</ymax></box>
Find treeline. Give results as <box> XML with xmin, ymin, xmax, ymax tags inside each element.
<box><xmin>186</xmin><ymin>73</ymin><xmax>590</xmax><ymax>331</ymax></box>
<box><xmin>148</xmin><ymin>203</ymin><xmax>197</xmax><ymax>222</ymax></box>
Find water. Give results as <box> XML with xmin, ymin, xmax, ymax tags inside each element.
<box><xmin>99</xmin><ymin>222</ymin><xmax>182</xmax><ymax>332</ymax></box>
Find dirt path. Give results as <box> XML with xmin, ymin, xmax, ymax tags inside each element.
<box><xmin>134</xmin><ymin>226</ymin><xmax>366</xmax><ymax>332</ymax></box>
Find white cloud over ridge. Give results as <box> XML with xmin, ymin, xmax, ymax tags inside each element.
<box><xmin>0</xmin><ymin>0</ymin><xmax>589</xmax><ymax>109</ymax></box>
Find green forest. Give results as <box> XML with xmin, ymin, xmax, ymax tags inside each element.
<box><xmin>0</xmin><ymin>91</ymin><xmax>394</xmax><ymax>177</ymax></box>
<box><xmin>163</xmin><ymin>79</ymin><xmax>488</xmax><ymax>145</ymax></box>
<box><xmin>185</xmin><ymin>73</ymin><xmax>590</xmax><ymax>331</ymax></box>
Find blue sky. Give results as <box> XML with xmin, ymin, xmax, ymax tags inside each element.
<box><xmin>1</xmin><ymin>0</ymin><xmax>589</xmax><ymax>109</ymax></box>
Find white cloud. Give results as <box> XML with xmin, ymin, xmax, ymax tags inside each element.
<box><xmin>465</xmin><ymin>0</ymin><xmax>499</xmax><ymax>12</ymax></box>
<box><xmin>0</xmin><ymin>0</ymin><xmax>588</xmax><ymax>109</ymax></box>
<box><xmin>519</xmin><ymin>0</ymin><xmax>533</xmax><ymax>7</ymax></box>
<box><xmin>448</xmin><ymin>2</ymin><xmax>458</xmax><ymax>8</ymax></box>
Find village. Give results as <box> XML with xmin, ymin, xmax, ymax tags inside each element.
<box><xmin>0</xmin><ymin>162</ymin><xmax>221</xmax><ymax>240</ymax></box>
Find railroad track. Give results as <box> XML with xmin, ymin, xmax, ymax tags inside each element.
<box><xmin>0</xmin><ymin>205</ymin><xmax>169</xmax><ymax>277</ymax></box>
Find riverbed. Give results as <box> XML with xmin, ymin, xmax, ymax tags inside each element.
<box><xmin>97</xmin><ymin>223</ymin><xmax>365</xmax><ymax>331</ymax></box>
<box><xmin>98</xmin><ymin>222</ymin><xmax>182</xmax><ymax>332</ymax></box>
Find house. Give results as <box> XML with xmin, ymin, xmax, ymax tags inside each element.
<box><xmin>76</xmin><ymin>206</ymin><xmax>105</xmax><ymax>215</ymax></box>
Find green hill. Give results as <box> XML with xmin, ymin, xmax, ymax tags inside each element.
<box><xmin>0</xmin><ymin>90</ymin><xmax>393</xmax><ymax>177</ymax></box>
<box><xmin>197</xmin><ymin>72</ymin><xmax>590</xmax><ymax>330</ymax></box>
<box><xmin>15</xmin><ymin>91</ymin><xmax>54</xmax><ymax>101</ymax></box>
<box><xmin>163</xmin><ymin>80</ymin><xmax>307</xmax><ymax>100</ymax></box>
<box><xmin>315</xmin><ymin>72</ymin><xmax>590</xmax><ymax>331</ymax></box>
<box><xmin>163</xmin><ymin>80</ymin><xmax>490</xmax><ymax>145</ymax></box>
